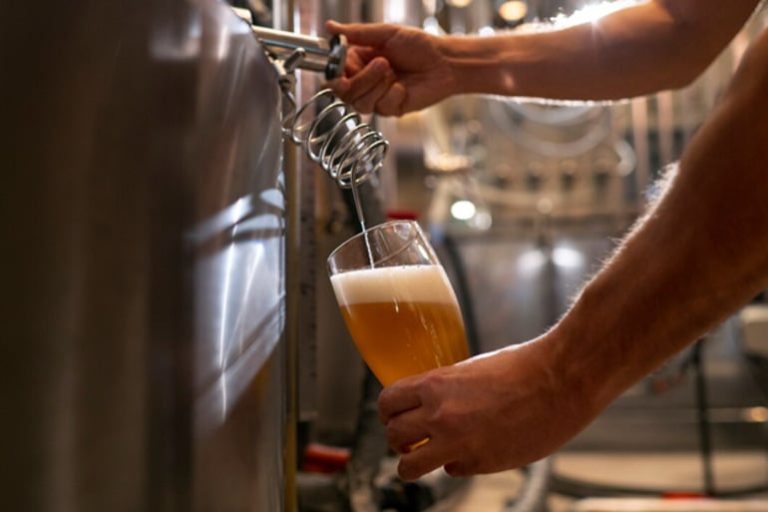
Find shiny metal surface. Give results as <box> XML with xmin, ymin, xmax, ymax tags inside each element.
<box><xmin>283</xmin><ymin>88</ymin><xmax>389</xmax><ymax>189</ymax></box>
<box><xmin>251</xmin><ymin>26</ymin><xmax>347</xmax><ymax>79</ymax></box>
<box><xmin>2</xmin><ymin>1</ymin><xmax>286</xmax><ymax>510</ymax></box>
<box><xmin>231</xmin><ymin>6</ymin><xmax>346</xmax><ymax>79</ymax></box>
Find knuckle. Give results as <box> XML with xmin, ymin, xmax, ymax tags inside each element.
<box><xmin>377</xmin><ymin>395</ymin><xmax>393</xmax><ymax>422</ymax></box>
<box><xmin>335</xmin><ymin>90</ymin><xmax>353</xmax><ymax>103</ymax></box>
<box><xmin>358</xmin><ymin>98</ymin><xmax>376</xmax><ymax>114</ymax></box>
<box><xmin>374</xmin><ymin>100</ymin><xmax>391</xmax><ymax>116</ymax></box>
<box><xmin>374</xmin><ymin>95</ymin><xmax>396</xmax><ymax>116</ymax></box>
<box><xmin>446</xmin><ymin>454</ymin><xmax>480</xmax><ymax>477</ymax></box>
<box><xmin>444</xmin><ymin>460</ymin><xmax>471</xmax><ymax>478</ymax></box>
<box><xmin>421</xmin><ymin>376</ymin><xmax>450</xmax><ymax>404</ymax></box>
<box><xmin>398</xmin><ymin>459</ymin><xmax>421</xmax><ymax>481</ymax></box>
<box><xmin>347</xmin><ymin>84</ymin><xmax>365</xmax><ymax>98</ymax></box>
<box><xmin>421</xmin><ymin>372</ymin><xmax>446</xmax><ymax>396</ymax></box>
<box><xmin>444</xmin><ymin>462</ymin><xmax>461</xmax><ymax>477</ymax></box>
<box><xmin>362</xmin><ymin>66</ymin><xmax>381</xmax><ymax>82</ymax></box>
<box><xmin>353</xmin><ymin>101</ymin><xmax>370</xmax><ymax>114</ymax></box>
<box><xmin>385</xmin><ymin>431</ymin><xmax>399</xmax><ymax>451</ymax></box>
<box><xmin>371</xmin><ymin>55</ymin><xmax>387</xmax><ymax>66</ymax></box>
<box><xmin>378</xmin><ymin>386</ymin><xmax>394</xmax><ymax>404</ymax></box>
<box><xmin>428</xmin><ymin>405</ymin><xmax>454</xmax><ymax>431</ymax></box>
<box><xmin>385</xmin><ymin>420</ymin><xmax>403</xmax><ymax>444</ymax></box>
<box><xmin>429</xmin><ymin>403</ymin><xmax>467</xmax><ymax>436</ymax></box>
<box><xmin>427</xmin><ymin>403</ymin><xmax>445</xmax><ymax>425</ymax></box>
<box><xmin>381</xmin><ymin>105</ymin><xmax>399</xmax><ymax>117</ymax></box>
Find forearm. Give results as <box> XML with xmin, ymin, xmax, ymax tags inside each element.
<box><xmin>441</xmin><ymin>0</ymin><xmax>758</xmax><ymax>100</ymax></box>
<box><xmin>548</xmin><ymin>31</ymin><xmax>768</xmax><ymax>413</ymax></box>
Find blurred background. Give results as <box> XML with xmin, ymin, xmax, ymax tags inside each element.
<box><xmin>4</xmin><ymin>0</ymin><xmax>768</xmax><ymax>510</ymax></box>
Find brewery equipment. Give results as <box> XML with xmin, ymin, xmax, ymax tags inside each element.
<box><xmin>1</xmin><ymin>0</ymin><xmax>387</xmax><ymax>510</ymax></box>
<box><xmin>234</xmin><ymin>6</ymin><xmax>389</xmax><ymax>190</ymax></box>
<box><xmin>3</xmin><ymin>1</ymin><xmax>287</xmax><ymax>509</ymax></box>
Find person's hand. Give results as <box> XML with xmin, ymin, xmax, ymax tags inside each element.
<box><xmin>325</xmin><ymin>21</ymin><xmax>458</xmax><ymax>116</ymax></box>
<box><xmin>378</xmin><ymin>335</ymin><xmax>598</xmax><ymax>480</ymax></box>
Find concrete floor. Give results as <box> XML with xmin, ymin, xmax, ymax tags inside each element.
<box><xmin>428</xmin><ymin>451</ymin><xmax>768</xmax><ymax>512</ymax></box>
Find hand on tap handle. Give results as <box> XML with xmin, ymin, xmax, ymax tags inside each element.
<box><xmin>325</xmin><ymin>20</ymin><xmax>458</xmax><ymax>116</ymax></box>
<box><xmin>329</xmin><ymin>0</ymin><xmax>760</xmax><ymax>113</ymax></box>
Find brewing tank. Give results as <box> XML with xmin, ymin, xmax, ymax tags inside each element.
<box><xmin>2</xmin><ymin>0</ymin><xmax>287</xmax><ymax>510</ymax></box>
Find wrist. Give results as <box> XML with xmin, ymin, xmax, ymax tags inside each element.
<box><xmin>543</xmin><ymin>292</ymin><xmax>623</xmax><ymax>419</ymax></box>
<box><xmin>435</xmin><ymin>35</ymin><xmax>470</xmax><ymax>97</ymax></box>
<box><xmin>520</xmin><ymin>329</ymin><xmax>604</xmax><ymax>435</ymax></box>
<box><xmin>436</xmin><ymin>35</ymin><xmax>518</xmax><ymax>97</ymax></box>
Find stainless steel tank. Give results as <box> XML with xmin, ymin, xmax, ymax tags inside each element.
<box><xmin>2</xmin><ymin>0</ymin><xmax>287</xmax><ymax>510</ymax></box>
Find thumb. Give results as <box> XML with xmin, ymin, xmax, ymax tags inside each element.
<box><xmin>326</xmin><ymin>20</ymin><xmax>398</xmax><ymax>47</ymax></box>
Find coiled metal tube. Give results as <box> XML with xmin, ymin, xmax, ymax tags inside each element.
<box><xmin>283</xmin><ymin>89</ymin><xmax>389</xmax><ymax>189</ymax></box>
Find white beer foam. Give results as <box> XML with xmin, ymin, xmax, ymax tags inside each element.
<box><xmin>331</xmin><ymin>265</ymin><xmax>458</xmax><ymax>306</ymax></box>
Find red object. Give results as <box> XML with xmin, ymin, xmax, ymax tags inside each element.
<box><xmin>386</xmin><ymin>209</ymin><xmax>419</xmax><ymax>221</ymax></box>
<box><xmin>661</xmin><ymin>492</ymin><xmax>708</xmax><ymax>499</ymax></box>
<box><xmin>301</xmin><ymin>443</ymin><xmax>351</xmax><ymax>474</ymax></box>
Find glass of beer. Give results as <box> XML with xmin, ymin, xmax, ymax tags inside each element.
<box><xmin>327</xmin><ymin>221</ymin><xmax>469</xmax><ymax>386</ymax></box>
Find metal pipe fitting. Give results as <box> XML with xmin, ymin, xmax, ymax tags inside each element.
<box><xmin>231</xmin><ymin>7</ymin><xmax>347</xmax><ymax>80</ymax></box>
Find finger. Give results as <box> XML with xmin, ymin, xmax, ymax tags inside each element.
<box><xmin>379</xmin><ymin>377</ymin><xmax>422</xmax><ymax>424</ymax></box>
<box><xmin>345</xmin><ymin>47</ymin><xmax>379</xmax><ymax>76</ymax></box>
<box><xmin>386</xmin><ymin>409</ymin><xmax>431</xmax><ymax>453</ymax></box>
<box><xmin>353</xmin><ymin>68</ymin><xmax>395</xmax><ymax>114</ymax></box>
<box><xmin>375</xmin><ymin>82</ymin><xmax>407</xmax><ymax>117</ymax></box>
<box><xmin>326</xmin><ymin>20</ymin><xmax>398</xmax><ymax>47</ymax></box>
<box><xmin>326</xmin><ymin>76</ymin><xmax>350</xmax><ymax>97</ymax></box>
<box><xmin>344</xmin><ymin>57</ymin><xmax>390</xmax><ymax>104</ymax></box>
<box><xmin>397</xmin><ymin>441</ymin><xmax>452</xmax><ymax>481</ymax></box>
<box><xmin>444</xmin><ymin>460</ymin><xmax>474</xmax><ymax>478</ymax></box>
<box><xmin>324</xmin><ymin>48</ymin><xmax>377</xmax><ymax>93</ymax></box>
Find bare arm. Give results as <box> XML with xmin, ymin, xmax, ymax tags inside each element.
<box><xmin>552</xmin><ymin>25</ymin><xmax>768</xmax><ymax>409</ymax></box>
<box><xmin>328</xmin><ymin>0</ymin><xmax>760</xmax><ymax>114</ymax></box>
<box><xmin>378</xmin><ymin>28</ymin><xmax>768</xmax><ymax>479</ymax></box>
<box><xmin>445</xmin><ymin>0</ymin><xmax>760</xmax><ymax>100</ymax></box>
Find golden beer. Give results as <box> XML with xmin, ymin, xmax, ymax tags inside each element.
<box><xmin>331</xmin><ymin>264</ymin><xmax>469</xmax><ymax>386</ymax></box>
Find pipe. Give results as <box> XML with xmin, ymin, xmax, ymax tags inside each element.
<box><xmin>275</xmin><ymin>0</ymin><xmax>300</xmax><ymax>509</ymax></box>
<box><xmin>251</xmin><ymin>26</ymin><xmax>347</xmax><ymax>79</ymax></box>
<box><xmin>231</xmin><ymin>6</ymin><xmax>346</xmax><ymax>79</ymax></box>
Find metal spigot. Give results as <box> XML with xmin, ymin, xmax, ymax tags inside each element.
<box><xmin>230</xmin><ymin>7</ymin><xmax>386</xmax><ymax>189</ymax></box>
<box><xmin>231</xmin><ymin>7</ymin><xmax>347</xmax><ymax>80</ymax></box>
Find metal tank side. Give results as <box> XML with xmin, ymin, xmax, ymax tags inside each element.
<box><xmin>1</xmin><ymin>0</ymin><xmax>287</xmax><ymax>510</ymax></box>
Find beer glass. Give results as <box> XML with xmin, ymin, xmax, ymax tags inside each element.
<box><xmin>328</xmin><ymin>221</ymin><xmax>469</xmax><ymax>386</ymax></box>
